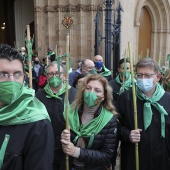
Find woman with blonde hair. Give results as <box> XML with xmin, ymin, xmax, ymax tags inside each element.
<box><xmin>61</xmin><ymin>73</ymin><xmax>118</xmax><ymax>170</ymax></box>
<box><xmin>162</xmin><ymin>68</ymin><xmax>170</xmax><ymax>92</ymax></box>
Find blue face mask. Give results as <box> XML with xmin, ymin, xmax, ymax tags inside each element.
<box><xmin>137</xmin><ymin>78</ymin><xmax>154</xmax><ymax>92</ymax></box>
<box><xmin>94</xmin><ymin>61</ymin><xmax>103</xmax><ymax>69</ymax></box>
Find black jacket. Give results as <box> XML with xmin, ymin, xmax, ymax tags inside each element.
<box><xmin>1</xmin><ymin>120</ymin><xmax>54</xmax><ymax>170</ymax></box>
<box><xmin>65</xmin><ymin>106</ymin><xmax>118</xmax><ymax>170</ymax></box>
<box><xmin>117</xmin><ymin>90</ymin><xmax>170</xmax><ymax>170</ymax></box>
<box><xmin>35</xmin><ymin>87</ymin><xmax>77</xmax><ymax>170</ymax></box>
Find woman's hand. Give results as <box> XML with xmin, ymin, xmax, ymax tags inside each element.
<box><xmin>61</xmin><ymin>129</ymin><xmax>76</xmax><ymax>156</ymax></box>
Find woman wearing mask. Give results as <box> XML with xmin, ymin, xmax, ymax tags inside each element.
<box><xmin>61</xmin><ymin>74</ymin><xmax>118</xmax><ymax>170</ymax></box>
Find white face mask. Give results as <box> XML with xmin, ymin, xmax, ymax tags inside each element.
<box><xmin>21</xmin><ymin>52</ymin><xmax>25</xmax><ymax>56</ymax></box>
<box><xmin>137</xmin><ymin>78</ymin><xmax>154</xmax><ymax>92</ymax></box>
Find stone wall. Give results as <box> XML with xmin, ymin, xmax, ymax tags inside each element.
<box><xmin>34</xmin><ymin>0</ymin><xmax>170</xmax><ymax>68</ymax></box>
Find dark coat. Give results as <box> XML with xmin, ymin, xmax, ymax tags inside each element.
<box><xmin>117</xmin><ymin>90</ymin><xmax>170</xmax><ymax>170</ymax></box>
<box><xmin>1</xmin><ymin>120</ymin><xmax>54</xmax><ymax>170</ymax></box>
<box><xmin>35</xmin><ymin>87</ymin><xmax>77</xmax><ymax>170</ymax></box>
<box><xmin>64</xmin><ymin>106</ymin><xmax>118</xmax><ymax>170</ymax></box>
<box><xmin>109</xmin><ymin>78</ymin><xmax>121</xmax><ymax>103</ymax></box>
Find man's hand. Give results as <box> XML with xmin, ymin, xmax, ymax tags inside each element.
<box><xmin>129</xmin><ymin>129</ymin><xmax>142</xmax><ymax>143</ymax></box>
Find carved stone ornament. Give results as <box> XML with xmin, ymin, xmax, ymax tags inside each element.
<box><xmin>34</xmin><ymin>6</ymin><xmax>41</xmax><ymax>12</ymax></box>
<box><xmin>34</xmin><ymin>4</ymin><xmax>104</xmax><ymax>13</ymax></box>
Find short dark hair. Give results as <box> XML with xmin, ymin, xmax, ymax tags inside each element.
<box><xmin>0</xmin><ymin>44</ymin><xmax>24</xmax><ymax>71</ymax></box>
<box><xmin>119</xmin><ymin>58</ymin><xmax>130</xmax><ymax>68</ymax></box>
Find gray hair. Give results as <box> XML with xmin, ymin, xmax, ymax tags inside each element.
<box><xmin>46</xmin><ymin>61</ymin><xmax>66</xmax><ymax>73</ymax></box>
<box><xmin>135</xmin><ymin>58</ymin><xmax>161</xmax><ymax>73</ymax></box>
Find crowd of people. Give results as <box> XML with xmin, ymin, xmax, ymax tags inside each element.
<box><xmin>0</xmin><ymin>43</ymin><xmax>170</xmax><ymax>170</ymax></box>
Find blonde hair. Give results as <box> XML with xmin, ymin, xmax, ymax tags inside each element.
<box><xmin>72</xmin><ymin>74</ymin><xmax>117</xmax><ymax>115</ymax></box>
<box><xmin>162</xmin><ymin>69</ymin><xmax>170</xmax><ymax>92</ymax></box>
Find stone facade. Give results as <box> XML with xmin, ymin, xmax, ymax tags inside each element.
<box><xmin>34</xmin><ymin>0</ymin><xmax>170</xmax><ymax>68</ymax></box>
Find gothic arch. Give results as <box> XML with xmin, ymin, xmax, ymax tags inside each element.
<box><xmin>134</xmin><ymin>0</ymin><xmax>170</xmax><ymax>61</ymax></box>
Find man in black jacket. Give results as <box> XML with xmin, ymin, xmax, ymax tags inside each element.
<box><xmin>36</xmin><ymin>61</ymin><xmax>77</xmax><ymax>170</ymax></box>
<box><xmin>0</xmin><ymin>44</ymin><xmax>54</xmax><ymax>170</ymax></box>
<box><xmin>117</xmin><ymin>58</ymin><xmax>170</xmax><ymax>170</ymax></box>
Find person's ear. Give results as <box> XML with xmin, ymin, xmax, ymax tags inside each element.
<box><xmin>157</xmin><ymin>72</ymin><xmax>162</xmax><ymax>79</ymax></box>
<box><xmin>155</xmin><ymin>72</ymin><xmax>162</xmax><ymax>82</ymax></box>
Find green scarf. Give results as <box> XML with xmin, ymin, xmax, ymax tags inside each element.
<box><xmin>63</xmin><ymin>106</ymin><xmax>113</xmax><ymax>148</ymax></box>
<box><xmin>99</xmin><ymin>65</ymin><xmax>111</xmax><ymax>76</ymax></box>
<box><xmin>44</xmin><ymin>83</ymin><xmax>71</xmax><ymax>100</ymax></box>
<box><xmin>47</xmin><ymin>51</ymin><xmax>55</xmax><ymax>56</ymax></box>
<box><xmin>0</xmin><ymin>85</ymin><xmax>50</xmax><ymax>168</ymax></box>
<box><xmin>115</xmin><ymin>73</ymin><xmax>132</xmax><ymax>94</ymax></box>
<box><xmin>137</xmin><ymin>83</ymin><xmax>168</xmax><ymax>138</ymax></box>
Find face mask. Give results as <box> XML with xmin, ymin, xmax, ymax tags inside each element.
<box><xmin>21</xmin><ymin>52</ymin><xmax>25</xmax><ymax>56</ymax></box>
<box><xmin>48</xmin><ymin>76</ymin><xmax>62</xmax><ymax>88</ymax></box>
<box><xmin>94</xmin><ymin>61</ymin><xmax>103</xmax><ymax>69</ymax></box>
<box><xmin>34</xmin><ymin>61</ymin><xmax>39</xmax><ymax>65</ymax></box>
<box><xmin>137</xmin><ymin>78</ymin><xmax>154</xmax><ymax>92</ymax></box>
<box><xmin>84</xmin><ymin>91</ymin><xmax>103</xmax><ymax>107</ymax></box>
<box><xmin>0</xmin><ymin>81</ymin><xmax>23</xmax><ymax>105</ymax></box>
<box><xmin>48</xmin><ymin>51</ymin><xmax>52</xmax><ymax>55</ymax></box>
<box><xmin>119</xmin><ymin>71</ymin><xmax>130</xmax><ymax>79</ymax></box>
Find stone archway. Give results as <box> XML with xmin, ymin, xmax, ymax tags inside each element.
<box><xmin>134</xmin><ymin>0</ymin><xmax>170</xmax><ymax>62</ymax></box>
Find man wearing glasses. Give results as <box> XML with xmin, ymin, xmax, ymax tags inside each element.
<box><xmin>36</xmin><ymin>61</ymin><xmax>77</xmax><ymax>170</ymax></box>
<box><xmin>0</xmin><ymin>44</ymin><xmax>54</xmax><ymax>170</ymax></box>
<box><xmin>117</xmin><ymin>58</ymin><xmax>170</xmax><ymax>170</ymax></box>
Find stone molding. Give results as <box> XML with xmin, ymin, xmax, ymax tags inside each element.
<box><xmin>34</xmin><ymin>4</ymin><xmax>104</xmax><ymax>13</ymax></box>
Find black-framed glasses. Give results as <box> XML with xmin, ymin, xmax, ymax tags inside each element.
<box><xmin>47</xmin><ymin>72</ymin><xmax>63</xmax><ymax>77</ymax></box>
<box><xmin>136</xmin><ymin>73</ymin><xmax>156</xmax><ymax>79</ymax></box>
<box><xmin>0</xmin><ymin>72</ymin><xmax>24</xmax><ymax>79</ymax></box>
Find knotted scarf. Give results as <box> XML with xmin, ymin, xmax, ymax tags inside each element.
<box><xmin>116</xmin><ymin>73</ymin><xmax>132</xmax><ymax>94</ymax></box>
<box><xmin>99</xmin><ymin>65</ymin><xmax>111</xmax><ymax>77</ymax></box>
<box><xmin>137</xmin><ymin>83</ymin><xmax>168</xmax><ymax>138</ymax></box>
<box><xmin>44</xmin><ymin>83</ymin><xmax>71</xmax><ymax>100</ymax></box>
<box><xmin>63</xmin><ymin>106</ymin><xmax>113</xmax><ymax>147</ymax></box>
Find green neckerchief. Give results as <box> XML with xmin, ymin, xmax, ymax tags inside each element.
<box><xmin>44</xmin><ymin>83</ymin><xmax>71</xmax><ymax>100</ymax></box>
<box><xmin>137</xmin><ymin>83</ymin><xmax>168</xmax><ymax>138</ymax></box>
<box><xmin>99</xmin><ymin>65</ymin><xmax>111</xmax><ymax>76</ymax></box>
<box><xmin>47</xmin><ymin>52</ymin><xmax>55</xmax><ymax>56</ymax></box>
<box><xmin>0</xmin><ymin>134</ymin><xmax>10</xmax><ymax>169</ymax></box>
<box><xmin>0</xmin><ymin>85</ymin><xmax>50</xmax><ymax>168</ymax></box>
<box><xmin>0</xmin><ymin>85</ymin><xmax>50</xmax><ymax>125</ymax></box>
<box><xmin>115</xmin><ymin>73</ymin><xmax>132</xmax><ymax>94</ymax></box>
<box><xmin>63</xmin><ymin>105</ymin><xmax>113</xmax><ymax>148</ymax></box>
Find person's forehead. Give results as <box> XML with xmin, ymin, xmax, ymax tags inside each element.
<box><xmin>120</xmin><ymin>62</ymin><xmax>130</xmax><ymax>68</ymax></box>
<box><xmin>0</xmin><ymin>59</ymin><xmax>23</xmax><ymax>72</ymax></box>
<box><xmin>47</xmin><ymin>65</ymin><xmax>63</xmax><ymax>72</ymax></box>
<box><xmin>85</xmin><ymin>61</ymin><xmax>94</xmax><ymax>66</ymax></box>
<box><xmin>136</xmin><ymin>67</ymin><xmax>155</xmax><ymax>73</ymax></box>
<box><xmin>87</xmin><ymin>80</ymin><xmax>104</xmax><ymax>89</ymax></box>
<box><xmin>94</xmin><ymin>55</ymin><xmax>103</xmax><ymax>61</ymax></box>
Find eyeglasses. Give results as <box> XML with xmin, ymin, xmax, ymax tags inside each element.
<box><xmin>47</xmin><ymin>72</ymin><xmax>63</xmax><ymax>77</ymax></box>
<box><xmin>136</xmin><ymin>73</ymin><xmax>156</xmax><ymax>79</ymax></box>
<box><xmin>0</xmin><ymin>72</ymin><xmax>24</xmax><ymax>80</ymax></box>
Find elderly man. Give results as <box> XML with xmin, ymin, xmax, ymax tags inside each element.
<box><xmin>69</xmin><ymin>59</ymin><xmax>95</xmax><ymax>86</ymax></box>
<box><xmin>94</xmin><ymin>55</ymin><xmax>112</xmax><ymax>81</ymax></box>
